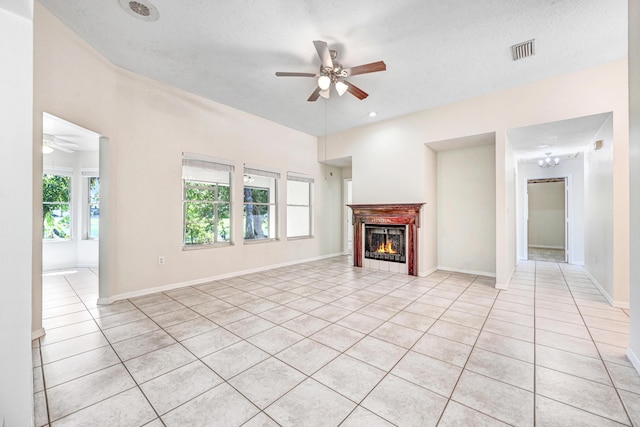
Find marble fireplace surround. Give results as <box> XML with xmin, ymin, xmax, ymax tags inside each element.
<box><xmin>348</xmin><ymin>203</ymin><xmax>424</xmax><ymax>276</ymax></box>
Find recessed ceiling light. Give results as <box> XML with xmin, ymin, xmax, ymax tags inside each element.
<box><xmin>369</xmin><ymin>112</ymin><xmax>377</xmax><ymax>117</ymax></box>
<box><xmin>118</xmin><ymin>0</ymin><xmax>160</xmax><ymax>22</ymax></box>
<box><xmin>538</xmin><ymin>144</ymin><xmax>549</xmax><ymax>148</ymax></box>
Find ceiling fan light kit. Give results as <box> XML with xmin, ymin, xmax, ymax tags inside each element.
<box><xmin>276</xmin><ymin>40</ymin><xmax>386</xmax><ymax>102</ymax></box>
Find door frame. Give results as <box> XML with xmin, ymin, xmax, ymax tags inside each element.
<box><xmin>343</xmin><ymin>178</ymin><xmax>352</xmax><ymax>255</ymax></box>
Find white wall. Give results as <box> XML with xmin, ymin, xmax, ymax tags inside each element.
<box><xmin>321</xmin><ymin>59</ymin><xmax>628</xmax><ymax>293</ymax></box>
<box><xmin>437</xmin><ymin>144</ymin><xmax>496</xmax><ymax>275</ymax></box>
<box><xmin>628</xmin><ymin>0</ymin><xmax>640</xmax><ymax>374</ymax></box>
<box><xmin>517</xmin><ymin>157</ymin><xmax>585</xmax><ymax>264</ymax></box>
<box><xmin>34</xmin><ymin>4</ymin><xmax>343</xmax><ymax>304</ymax></box>
<box><xmin>584</xmin><ymin>114</ymin><xmax>616</xmax><ymax>303</ymax></box>
<box><xmin>0</xmin><ymin>2</ymin><xmax>34</xmax><ymax>426</ymax></box>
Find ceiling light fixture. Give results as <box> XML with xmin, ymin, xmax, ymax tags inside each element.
<box><xmin>317</xmin><ymin>75</ymin><xmax>331</xmax><ymax>90</ymax></box>
<box><xmin>118</xmin><ymin>0</ymin><xmax>160</xmax><ymax>22</ymax></box>
<box><xmin>538</xmin><ymin>152</ymin><xmax>560</xmax><ymax>168</ymax></box>
<box><xmin>335</xmin><ymin>81</ymin><xmax>348</xmax><ymax>96</ymax></box>
<box><xmin>369</xmin><ymin>112</ymin><xmax>377</xmax><ymax>117</ymax></box>
<box><xmin>42</xmin><ymin>143</ymin><xmax>54</xmax><ymax>154</ymax></box>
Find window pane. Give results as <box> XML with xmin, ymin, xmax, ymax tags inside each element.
<box><xmin>287</xmin><ymin>181</ymin><xmax>309</xmax><ymax>205</ymax></box>
<box><xmin>218</xmin><ymin>185</ymin><xmax>231</xmax><ymax>202</ymax></box>
<box><xmin>244</xmin><ymin>187</ymin><xmax>269</xmax><ymax>203</ymax></box>
<box><xmin>287</xmin><ymin>206</ymin><xmax>310</xmax><ymax>237</ymax></box>
<box><xmin>89</xmin><ymin>177</ymin><xmax>100</xmax><ymax>204</ymax></box>
<box><xmin>185</xmin><ymin>182</ymin><xmax>216</xmax><ymax>201</ymax></box>
<box><xmin>43</xmin><ymin>174</ymin><xmax>70</xmax><ymax>203</ymax></box>
<box><xmin>218</xmin><ymin>203</ymin><xmax>231</xmax><ymax>241</ymax></box>
<box><xmin>244</xmin><ymin>204</ymin><xmax>270</xmax><ymax>239</ymax></box>
<box><xmin>184</xmin><ymin>222</ymin><xmax>215</xmax><ymax>245</ymax></box>
<box><xmin>89</xmin><ymin>204</ymin><xmax>99</xmax><ymax>238</ymax></box>
<box><xmin>43</xmin><ymin>203</ymin><xmax>71</xmax><ymax>239</ymax></box>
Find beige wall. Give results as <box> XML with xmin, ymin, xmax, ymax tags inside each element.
<box><xmin>437</xmin><ymin>145</ymin><xmax>496</xmax><ymax>275</ymax></box>
<box><xmin>322</xmin><ymin>59</ymin><xmax>629</xmax><ymax>291</ymax></box>
<box><xmin>0</xmin><ymin>2</ymin><xmax>34</xmax><ymax>425</ymax></box>
<box><xmin>33</xmin><ymin>4</ymin><xmax>343</xmax><ymax>311</ymax></box>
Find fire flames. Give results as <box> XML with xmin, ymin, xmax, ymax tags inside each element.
<box><xmin>376</xmin><ymin>241</ymin><xmax>397</xmax><ymax>254</ymax></box>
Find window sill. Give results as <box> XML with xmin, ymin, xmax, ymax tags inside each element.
<box><xmin>286</xmin><ymin>235</ymin><xmax>314</xmax><ymax>241</ymax></box>
<box><xmin>243</xmin><ymin>238</ymin><xmax>279</xmax><ymax>245</ymax></box>
<box><xmin>43</xmin><ymin>238</ymin><xmax>72</xmax><ymax>243</ymax></box>
<box><xmin>182</xmin><ymin>242</ymin><xmax>233</xmax><ymax>251</ymax></box>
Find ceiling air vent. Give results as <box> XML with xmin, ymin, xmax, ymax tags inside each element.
<box><xmin>511</xmin><ymin>39</ymin><xmax>535</xmax><ymax>61</ymax></box>
<box><xmin>118</xmin><ymin>0</ymin><xmax>159</xmax><ymax>22</ymax></box>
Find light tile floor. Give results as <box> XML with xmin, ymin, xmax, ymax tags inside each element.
<box><xmin>33</xmin><ymin>257</ymin><xmax>639</xmax><ymax>426</ymax></box>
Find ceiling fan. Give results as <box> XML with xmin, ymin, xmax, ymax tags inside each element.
<box><xmin>43</xmin><ymin>134</ymin><xmax>79</xmax><ymax>154</ymax></box>
<box><xmin>276</xmin><ymin>40</ymin><xmax>386</xmax><ymax>102</ymax></box>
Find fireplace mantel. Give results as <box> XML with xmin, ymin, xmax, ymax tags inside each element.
<box><xmin>348</xmin><ymin>203</ymin><xmax>424</xmax><ymax>276</ymax></box>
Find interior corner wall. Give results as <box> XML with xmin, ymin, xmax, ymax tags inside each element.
<box><xmin>437</xmin><ymin>145</ymin><xmax>496</xmax><ymax>276</ymax></box>
<box><xmin>584</xmin><ymin>113</ymin><xmax>615</xmax><ymax>302</ymax></box>
<box><xmin>34</xmin><ymin>4</ymin><xmax>342</xmax><ymax>301</ymax></box>
<box><xmin>421</xmin><ymin>145</ymin><xmax>438</xmax><ymax>276</ymax></box>
<box><xmin>527</xmin><ymin>182</ymin><xmax>565</xmax><ymax>249</ymax></box>
<box><xmin>0</xmin><ymin>3</ymin><xmax>34</xmax><ymax>426</ymax></box>
<box><xmin>516</xmin><ymin>158</ymin><xmax>585</xmax><ymax>265</ymax></box>
<box><xmin>628</xmin><ymin>0</ymin><xmax>640</xmax><ymax>368</ymax></box>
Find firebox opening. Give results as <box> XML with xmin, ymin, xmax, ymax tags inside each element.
<box><xmin>364</xmin><ymin>225</ymin><xmax>406</xmax><ymax>263</ymax></box>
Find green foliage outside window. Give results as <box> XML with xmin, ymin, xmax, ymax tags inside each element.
<box><xmin>43</xmin><ymin>174</ymin><xmax>71</xmax><ymax>239</ymax></box>
<box><xmin>243</xmin><ymin>187</ymin><xmax>271</xmax><ymax>239</ymax></box>
<box><xmin>184</xmin><ymin>181</ymin><xmax>231</xmax><ymax>245</ymax></box>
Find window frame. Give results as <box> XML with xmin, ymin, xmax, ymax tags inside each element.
<box><xmin>286</xmin><ymin>172</ymin><xmax>314</xmax><ymax>239</ymax></box>
<box><xmin>42</xmin><ymin>168</ymin><xmax>73</xmax><ymax>241</ymax></box>
<box><xmin>243</xmin><ymin>166</ymin><xmax>280</xmax><ymax>243</ymax></box>
<box><xmin>182</xmin><ymin>154</ymin><xmax>234</xmax><ymax>249</ymax></box>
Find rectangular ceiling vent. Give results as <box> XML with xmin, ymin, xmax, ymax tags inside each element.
<box><xmin>511</xmin><ymin>39</ymin><xmax>535</xmax><ymax>61</ymax></box>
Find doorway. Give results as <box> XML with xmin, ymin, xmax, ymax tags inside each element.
<box><xmin>527</xmin><ymin>178</ymin><xmax>567</xmax><ymax>262</ymax></box>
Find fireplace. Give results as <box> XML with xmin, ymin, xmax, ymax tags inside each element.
<box><xmin>348</xmin><ymin>203</ymin><xmax>424</xmax><ymax>276</ymax></box>
<box><xmin>365</xmin><ymin>225</ymin><xmax>406</xmax><ymax>263</ymax></box>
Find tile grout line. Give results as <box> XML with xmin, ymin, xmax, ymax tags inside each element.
<box><xmin>556</xmin><ymin>263</ymin><xmax>634</xmax><ymax>426</ymax></box>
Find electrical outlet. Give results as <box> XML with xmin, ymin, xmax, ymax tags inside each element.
<box><xmin>158</xmin><ymin>256</ymin><xmax>165</xmax><ymax>266</ymax></box>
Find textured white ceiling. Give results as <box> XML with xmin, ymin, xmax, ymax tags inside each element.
<box><xmin>37</xmin><ymin>0</ymin><xmax>627</xmax><ymax>137</ymax></box>
<box><xmin>508</xmin><ymin>112</ymin><xmax>611</xmax><ymax>162</ymax></box>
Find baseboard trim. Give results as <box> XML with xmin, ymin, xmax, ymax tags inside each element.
<box><xmin>418</xmin><ymin>266</ymin><xmax>438</xmax><ymax>277</ymax></box>
<box><xmin>31</xmin><ymin>328</ymin><xmax>45</xmax><ymax>340</ymax></box>
<box><xmin>437</xmin><ymin>266</ymin><xmax>496</xmax><ymax>278</ymax></box>
<box><xmin>495</xmin><ymin>267</ymin><xmax>514</xmax><ymax>290</ymax></box>
<box><xmin>582</xmin><ymin>268</ymin><xmax>629</xmax><ymax>308</ymax></box>
<box><xmin>627</xmin><ymin>347</ymin><xmax>640</xmax><ymax>376</ymax></box>
<box><xmin>100</xmin><ymin>252</ymin><xmax>345</xmax><ymax>305</ymax></box>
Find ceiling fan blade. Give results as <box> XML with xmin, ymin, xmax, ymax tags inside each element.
<box><xmin>275</xmin><ymin>72</ymin><xmax>317</xmax><ymax>77</ymax></box>
<box><xmin>307</xmin><ymin>87</ymin><xmax>321</xmax><ymax>102</ymax></box>
<box><xmin>343</xmin><ymin>81</ymin><xmax>369</xmax><ymax>100</ymax></box>
<box><xmin>344</xmin><ymin>61</ymin><xmax>387</xmax><ymax>77</ymax></box>
<box><xmin>313</xmin><ymin>40</ymin><xmax>333</xmax><ymax>69</ymax></box>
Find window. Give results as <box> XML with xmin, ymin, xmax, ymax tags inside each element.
<box><xmin>182</xmin><ymin>155</ymin><xmax>234</xmax><ymax>247</ymax></box>
<box><xmin>287</xmin><ymin>172</ymin><xmax>313</xmax><ymax>238</ymax></box>
<box><xmin>243</xmin><ymin>166</ymin><xmax>279</xmax><ymax>241</ymax></box>
<box><xmin>87</xmin><ymin>175</ymin><xmax>100</xmax><ymax>239</ymax></box>
<box><xmin>42</xmin><ymin>172</ymin><xmax>71</xmax><ymax>240</ymax></box>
